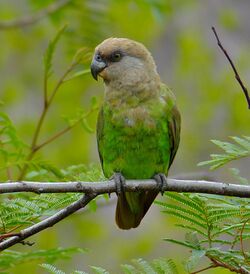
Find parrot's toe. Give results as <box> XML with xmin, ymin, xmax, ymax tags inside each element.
<box><xmin>154</xmin><ymin>173</ymin><xmax>168</xmax><ymax>195</ymax></box>
<box><xmin>111</xmin><ymin>173</ymin><xmax>126</xmax><ymax>196</ymax></box>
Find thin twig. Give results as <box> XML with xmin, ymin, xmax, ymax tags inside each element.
<box><xmin>34</xmin><ymin>106</ymin><xmax>97</xmax><ymax>152</ymax></box>
<box><xmin>209</xmin><ymin>257</ymin><xmax>250</xmax><ymax>274</ymax></box>
<box><xmin>0</xmin><ymin>0</ymin><xmax>72</xmax><ymax>30</ymax></box>
<box><xmin>0</xmin><ymin>179</ymin><xmax>250</xmax><ymax>197</ymax></box>
<box><xmin>190</xmin><ymin>264</ymin><xmax>216</xmax><ymax>274</ymax></box>
<box><xmin>0</xmin><ymin>193</ymin><xmax>96</xmax><ymax>251</ymax></box>
<box><xmin>34</xmin><ymin>124</ymin><xmax>73</xmax><ymax>152</ymax></box>
<box><xmin>47</xmin><ymin>62</ymin><xmax>77</xmax><ymax>106</ymax></box>
<box><xmin>18</xmin><ymin>62</ymin><xmax>78</xmax><ymax>180</ymax></box>
<box><xmin>212</xmin><ymin>26</ymin><xmax>250</xmax><ymax>109</ymax></box>
<box><xmin>0</xmin><ymin>232</ymin><xmax>20</xmax><ymax>240</ymax></box>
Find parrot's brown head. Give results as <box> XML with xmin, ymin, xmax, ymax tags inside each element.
<box><xmin>91</xmin><ymin>38</ymin><xmax>160</xmax><ymax>91</ymax></box>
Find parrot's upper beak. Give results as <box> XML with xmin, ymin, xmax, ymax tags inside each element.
<box><xmin>91</xmin><ymin>55</ymin><xmax>107</xmax><ymax>81</ymax></box>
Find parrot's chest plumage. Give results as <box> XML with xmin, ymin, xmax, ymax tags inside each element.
<box><xmin>99</xmin><ymin>94</ymin><xmax>171</xmax><ymax>179</ymax></box>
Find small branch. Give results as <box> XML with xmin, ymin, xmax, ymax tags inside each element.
<box><xmin>191</xmin><ymin>264</ymin><xmax>216</xmax><ymax>274</ymax></box>
<box><xmin>0</xmin><ymin>0</ymin><xmax>72</xmax><ymax>30</ymax></box>
<box><xmin>34</xmin><ymin>124</ymin><xmax>73</xmax><ymax>152</ymax></box>
<box><xmin>209</xmin><ymin>257</ymin><xmax>250</xmax><ymax>274</ymax></box>
<box><xmin>0</xmin><ymin>232</ymin><xmax>20</xmax><ymax>240</ymax></box>
<box><xmin>0</xmin><ymin>193</ymin><xmax>96</xmax><ymax>251</ymax></box>
<box><xmin>34</xmin><ymin>108</ymin><xmax>97</xmax><ymax>152</ymax></box>
<box><xmin>47</xmin><ymin>62</ymin><xmax>77</xmax><ymax>106</ymax></box>
<box><xmin>0</xmin><ymin>179</ymin><xmax>250</xmax><ymax>197</ymax></box>
<box><xmin>18</xmin><ymin>61</ymin><xmax>78</xmax><ymax>181</ymax></box>
<box><xmin>212</xmin><ymin>26</ymin><xmax>250</xmax><ymax>109</ymax></box>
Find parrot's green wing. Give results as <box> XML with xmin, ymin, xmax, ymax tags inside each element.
<box><xmin>96</xmin><ymin>106</ymin><xmax>104</xmax><ymax>168</ymax></box>
<box><xmin>167</xmin><ymin>104</ymin><xmax>181</xmax><ymax>168</ymax></box>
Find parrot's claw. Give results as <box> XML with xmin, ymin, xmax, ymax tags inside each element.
<box><xmin>111</xmin><ymin>173</ymin><xmax>126</xmax><ymax>196</ymax></box>
<box><xmin>154</xmin><ymin>173</ymin><xmax>168</xmax><ymax>195</ymax></box>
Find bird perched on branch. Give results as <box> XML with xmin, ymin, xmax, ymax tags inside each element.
<box><xmin>91</xmin><ymin>38</ymin><xmax>181</xmax><ymax>229</ymax></box>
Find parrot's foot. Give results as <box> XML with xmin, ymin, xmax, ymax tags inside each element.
<box><xmin>154</xmin><ymin>173</ymin><xmax>168</xmax><ymax>195</ymax></box>
<box><xmin>111</xmin><ymin>173</ymin><xmax>126</xmax><ymax>196</ymax></box>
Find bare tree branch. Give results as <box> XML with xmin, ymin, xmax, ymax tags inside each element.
<box><xmin>212</xmin><ymin>26</ymin><xmax>250</xmax><ymax>109</ymax></box>
<box><xmin>0</xmin><ymin>179</ymin><xmax>250</xmax><ymax>197</ymax></box>
<box><xmin>0</xmin><ymin>0</ymin><xmax>72</xmax><ymax>30</ymax></box>
<box><xmin>0</xmin><ymin>178</ymin><xmax>249</xmax><ymax>251</ymax></box>
<box><xmin>0</xmin><ymin>193</ymin><xmax>96</xmax><ymax>251</ymax></box>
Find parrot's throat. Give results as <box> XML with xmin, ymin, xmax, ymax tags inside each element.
<box><xmin>104</xmin><ymin>77</ymin><xmax>160</xmax><ymax>108</ymax></box>
<box><xmin>104</xmin><ymin>85</ymin><xmax>158</xmax><ymax>109</ymax></box>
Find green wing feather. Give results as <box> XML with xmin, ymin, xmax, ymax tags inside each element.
<box><xmin>168</xmin><ymin>105</ymin><xmax>181</xmax><ymax>168</ymax></box>
<box><xmin>96</xmin><ymin>107</ymin><xmax>104</xmax><ymax>167</ymax></box>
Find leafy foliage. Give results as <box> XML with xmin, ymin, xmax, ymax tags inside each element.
<box><xmin>198</xmin><ymin>136</ymin><xmax>250</xmax><ymax>169</ymax></box>
<box><xmin>44</xmin><ymin>24</ymin><xmax>67</xmax><ymax>80</ymax></box>
<box><xmin>0</xmin><ymin>164</ymin><xmax>105</xmax><ymax>233</ymax></box>
<box><xmin>0</xmin><ymin>247</ymin><xmax>85</xmax><ymax>272</ymax></box>
<box><xmin>156</xmin><ymin>191</ymin><xmax>250</xmax><ymax>272</ymax></box>
<box><xmin>0</xmin><ymin>26</ymin><xmax>95</xmax><ymax>181</ymax></box>
<box><xmin>0</xmin><ymin>112</ymin><xmax>28</xmax><ymax>177</ymax></box>
<box><xmin>41</xmin><ymin>258</ymin><xmax>178</xmax><ymax>274</ymax></box>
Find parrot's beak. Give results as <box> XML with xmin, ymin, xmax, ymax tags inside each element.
<box><xmin>91</xmin><ymin>56</ymin><xmax>107</xmax><ymax>81</ymax></box>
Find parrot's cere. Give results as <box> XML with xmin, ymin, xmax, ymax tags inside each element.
<box><xmin>91</xmin><ymin>38</ymin><xmax>181</xmax><ymax>229</ymax></box>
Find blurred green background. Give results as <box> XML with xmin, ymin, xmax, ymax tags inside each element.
<box><xmin>0</xmin><ymin>0</ymin><xmax>249</xmax><ymax>273</ymax></box>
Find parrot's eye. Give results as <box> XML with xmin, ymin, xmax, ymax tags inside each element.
<box><xmin>111</xmin><ymin>52</ymin><xmax>122</xmax><ymax>62</ymax></box>
<box><xmin>95</xmin><ymin>54</ymin><xmax>102</xmax><ymax>62</ymax></box>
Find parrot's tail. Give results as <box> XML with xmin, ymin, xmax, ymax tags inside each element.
<box><xmin>115</xmin><ymin>191</ymin><xmax>158</xmax><ymax>229</ymax></box>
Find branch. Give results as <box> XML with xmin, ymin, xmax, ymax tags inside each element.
<box><xmin>0</xmin><ymin>0</ymin><xmax>72</xmax><ymax>30</ymax></box>
<box><xmin>0</xmin><ymin>193</ymin><xmax>96</xmax><ymax>251</ymax></box>
<box><xmin>0</xmin><ymin>178</ymin><xmax>249</xmax><ymax>251</ymax></box>
<box><xmin>212</xmin><ymin>26</ymin><xmax>250</xmax><ymax>109</ymax></box>
<box><xmin>0</xmin><ymin>179</ymin><xmax>250</xmax><ymax>197</ymax></box>
<box><xmin>18</xmin><ymin>61</ymin><xmax>78</xmax><ymax>181</ymax></box>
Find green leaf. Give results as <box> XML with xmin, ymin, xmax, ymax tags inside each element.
<box><xmin>81</xmin><ymin>118</ymin><xmax>94</xmax><ymax>133</ymax></box>
<box><xmin>164</xmin><ymin>238</ymin><xmax>200</xmax><ymax>249</ymax></box>
<box><xmin>185</xmin><ymin>250</ymin><xmax>206</xmax><ymax>272</ymax></box>
<box><xmin>198</xmin><ymin>136</ymin><xmax>250</xmax><ymax>169</ymax></box>
<box><xmin>121</xmin><ymin>264</ymin><xmax>138</xmax><ymax>274</ymax></box>
<box><xmin>44</xmin><ymin>25</ymin><xmax>67</xmax><ymax>80</ymax></box>
<box><xmin>90</xmin><ymin>266</ymin><xmax>110</xmax><ymax>274</ymax></box>
<box><xmin>152</xmin><ymin>258</ymin><xmax>178</xmax><ymax>274</ymax></box>
<box><xmin>162</xmin><ymin>209</ymin><xmax>207</xmax><ymax>229</ymax></box>
<box><xmin>175</xmin><ymin>224</ymin><xmax>207</xmax><ymax>237</ymax></box>
<box><xmin>132</xmin><ymin>258</ymin><xmax>157</xmax><ymax>274</ymax></box>
<box><xmin>90</xmin><ymin>96</ymin><xmax>99</xmax><ymax>109</ymax></box>
<box><xmin>0</xmin><ymin>247</ymin><xmax>84</xmax><ymax>270</ymax></box>
<box><xmin>163</xmin><ymin>192</ymin><xmax>204</xmax><ymax>214</ymax></box>
<box><xmin>40</xmin><ymin>264</ymin><xmax>66</xmax><ymax>274</ymax></box>
<box><xmin>185</xmin><ymin>232</ymin><xmax>201</xmax><ymax>249</ymax></box>
<box><xmin>73</xmin><ymin>47</ymin><xmax>92</xmax><ymax>64</ymax></box>
<box><xmin>63</xmin><ymin>69</ymin><xmax>90</xmax><ymax>83</ymax></box>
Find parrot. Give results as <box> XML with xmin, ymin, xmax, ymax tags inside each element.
<box><xmin>90</xmin><ymin>38</ymin><xmax>181</xmax><ymax>229</ymax></box>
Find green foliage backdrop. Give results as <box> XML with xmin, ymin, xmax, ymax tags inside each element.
<box><xmin>0</xmin><ymin>0</ymin><xmax>249</xmax><ymax>273</ymax></box>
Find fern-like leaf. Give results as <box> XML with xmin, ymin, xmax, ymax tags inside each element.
<box><xmin>40</xmin><ymin>264</ymin><xmax>66</xmax><ymax>274</ymax></box>
<box><xmin>198</xmin><ymin>136</ymin><xmax>250</xmax><ymax>169</ymax></box>
<box><xmin>90</xmin><ymin>266</ymin><xmax>110</xmax><ymax>274</ymax></box>
<box><xmin>44</xmin><ymin>25</ymin><xmax>67</xmax><ymax>80</ymax></box>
